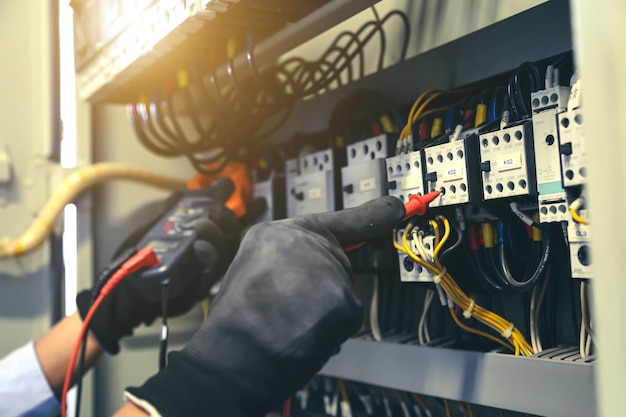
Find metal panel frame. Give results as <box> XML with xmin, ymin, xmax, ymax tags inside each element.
<box><xmin>321</xmin><ymin>339</ymin><xmax>596</xmax><ymax>417</ymax></box>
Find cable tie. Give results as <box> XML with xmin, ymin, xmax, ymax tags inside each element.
<box><xmin>463</xmin><ymin>299</ymin><xmax>475</xmax><ymax>319</ymax></box>
<box><xmin>433</xmin><ymin>267</ymin><xmax>447</xmax><ymax>285</ymax></box>
<box><xmin>501</xmin><ymin>322</ymin><xmax>515</xmax><ymax>339</ymax></box>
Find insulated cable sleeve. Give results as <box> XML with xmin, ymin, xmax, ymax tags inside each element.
<box><xmin>498</xmin><ymin>236</ymin><xmax>551</xmax><ymax>291</ymax></box>
<box><xmin>0</xmin><ymin>163</ymin><xmax>186</xmax><ymax>258</ymax></box>
<box><xmin>74</xmin><ymin>248</ymin><xmax>138</xmax><ymax>417</ymax></box>
<box><xmin>62</xmin><ymin>248</ymin><xmax>159</xmax><ymax>417</ymax></box>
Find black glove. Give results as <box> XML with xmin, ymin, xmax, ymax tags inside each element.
<box><xmin>127</xmin><ymin>196</ymin><xmax>405</xmax><ymax>417</ymax></box>
<box><xmin>77</xmin><ymin>178</ymin><xmax>242</xmax><ymax>354</ymax></box>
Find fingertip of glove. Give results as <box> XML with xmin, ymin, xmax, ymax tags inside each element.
<box><xmin>370</xmin><ymin>196</ymin><xmax>406</xmax><ymax>221</ymax></box>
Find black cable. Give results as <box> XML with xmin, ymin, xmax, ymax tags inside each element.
<box><xmin>180</xmin><ymin>87</ymin><xmax>214</xmax><ymax>139</ymax></box>
<box><xmin>440</xmin><ymin>221</ymin><xmax>463</xmax><ymax>263</ymax></box>
<box><xmin>165</xmin><ymin>95</ymin><xmax>231</xmax><ymax>175</ymax></box>
<box><xmin>159</xmin><ymin>279</ymin><xmax>171</xmax><ymax>371</ymax></box>
<box><xmin>496</xmin><ymin>235</ymin><xmax>551</xmax><ymax>291</ymax></box>
<box><xmin>508</xmin><ymin>62</ymin><xmax>541</xmax><ymax>121</ymax></box>
<box><xmin>143</xmin><ymin>100</ymin><xmax>185</xmax><ymax>154</ymax></box>
<box><xmin>371</xmin><ymin>6</ymin><xmax>386</xmax><ymax>72</ymax></box>
<box><xmin>74</xmin><ymin>248</ymin><xmax>136</xmax><ymax>417</ymax></box>
<box><xmin>151</xmin><ymin>99</ymin><xmax>189</xmax><ymax>152</ymax></box>
<box><xmin>463</xmin><ymin>239</ymin><xmax>506</xmax><ymax>293</ymax></box>
<box><xmin>129</xmin><ymin>103</ymin><xmax>180</xmax><ymax>157</ymax></box>
<box><xmin>132</xmin><ymin>10</ymin><xmax>410</xmax><ymax>166</ymax></box>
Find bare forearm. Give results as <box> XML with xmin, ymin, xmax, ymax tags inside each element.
<box><xmin>113</xmin><ymin>403</ymin><xmax>149</xmax><ymax>417</ymax></box>
<box><xmin>34</xmin><ymin>312</ymin><xmax>104</xmax><ymax>395</ymax></box>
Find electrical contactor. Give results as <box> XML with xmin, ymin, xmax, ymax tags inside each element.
<box><xmin>385</xmin><ymin>151</ymin><xmax>426</xmax><ymax>203</ymax></box>
<box><xmin>479</xmin><ymin>121</ymin><xmax>537</xmax><ymax>200</ymax></box>
<box><xmin>292</xmin><ymin>149</ymin><xmax>344</xmax><ymax>215</ymax></box>
<box><xmin>423</xmin><ymin>134</ymin><xmax>481</xmax><ymax>207</ymax></box>
<box><xmin>341</xmin><ymin>134</ymin><xmax>396</xmax><ymax>208</ymax></box>
<box><xmin>558</xmin><ymin>109</ymin><xmax>587</xmax><ymax>188</ymax></box>
<box><xmin>531</xmin><ymin>87</ymin><xmax>571</xmax><ymax>223</ymax></box>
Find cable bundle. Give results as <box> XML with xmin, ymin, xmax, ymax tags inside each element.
<box><xmin>128</xmin><ymin>9</ymin><xmax>410</xmax><ymax>174</ymax></box>
<box><xmin>395</xmin><ymin>215</ymin><xmax>535</xmax><ymax>356</ymax></box>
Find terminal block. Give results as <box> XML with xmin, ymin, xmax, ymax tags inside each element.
<box><xmin>567</xmin><ymin>209</ymin><xmax>592</xmax><ymax>279</ymax></box>
<box><xmin>385</xmin><ymin>151</ymin><xmax>425</xmax><ymax>203</ymax></box>
<box><xmin>532</xmin><ymin>109</ymin><xmax>568</xmax><ymax>223</ymax></box>
<box><xmin>531</xmin><ymin>86</ymin><xmax>570</xmax><ymax>114</ymax></box>
<box><xmin>292</xmin><ymin>149</ymin><xmax>344</xmax><ymax>216</ymax></box>
<box><xmin>396</xmin><ymin>230</ymin><xmax>434</xmax><ymax>283</ymax></box>
<box><xmin>479</xmin><ymin>121</ymin><xmax>537</xmax><ymax>200</ymax></box>
<box><xmin>558</xmin><ymin>109</ymin><xmax>587</xmax><ymax>187</ymax></box>
<box><xmin>423</xmin><ymin>134</ymin><xmax>481</xmax><ymax>207</ymax></box>
<box><xmin>341</xmin><ymin>134</ymin><xmax>396</xmax><ymax>208</ymax></box>
<box><xmin>253</xmin><ymin>177</ymin><xmax>286</xmax><ymax>222</ymax></box>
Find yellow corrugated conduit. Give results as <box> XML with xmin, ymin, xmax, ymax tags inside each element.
<box><xmin>0</xmin><ymin>162</ymin><xmax>186</xmax><ymax>258</ymax></box>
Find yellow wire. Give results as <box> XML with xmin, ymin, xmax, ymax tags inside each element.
<box><xmin>430</xmin><ymin>219</ymin><xmax>441</xmax><ymax>251</ymax></box>
<box><xmin>397</xmin><ymin>215</ymin><xmax>535</xmax><ymax>357</ymax></box>
<box><xmin>433</xmin><ymin>215</ymin><xmax>451</xmax><ymax>264</ymax></box>
<box><xmin>570</xmin><ymin>207</ymin><xmax>589</xmax><ymax>224</ymax></box>
<box><xmin>394</xmin><ymin>390</ymin><xmax>405</xmax><ymax>406</ymax></box>
<box><xmin>448</xmin><ymin>308</ymin><xmax>514</xmax><ymax>352</ymax></box>
<box><xmin>337</xmin><ymin>380</ymin><xmax>349</xmax><ymax>403</ymax></box>
<box><xmin>400</xmin><ymin>90</ymin><xmax>441</xmax><ymax>139</ymax></box>
<box><xmin>499</xmin><ymin>410</ymin><xmax>505</xmax><ymax>417</ymax></box>
<box><xmin>444</xmin><ymin>399</ymin><xmax>451</xmax><ymax>417</ymax></box>
<box><xmin>411</xmin><ymin>393</ymin><xmax>429</xmax><ymax>412</ymax></box>
<box><xmin>201</xmin><ymin>299</ymin><xmax>211</xmax><ymax>319</ymax></box>
<box><xmin>466</xmin><ymin>403</ymin><xmax>475</xmax><ymax>417</ymax></box>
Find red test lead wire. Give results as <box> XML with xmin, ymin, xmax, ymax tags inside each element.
<box><xmin>402</xmin><ymin>191</ymin><xmax>440</xmax><ymax>219</ymax></box>
<box><xmin>343</xmin><ymin>191</ymin><xmax>441</xmax><ymax>252</ymax></box>
<box><xmin>61</xmin><ymin>247</ymin><xmax>159</xmax><ymax>417</ymax></box>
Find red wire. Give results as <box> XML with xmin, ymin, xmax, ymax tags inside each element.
<box><xmin>283</xmin><ymin>397</ymin><xmax>292</xmax><ymax>417</ymax></box>
<box><xmin>61</xmin><ymin>247</ymin><xmax>158</xmax><ymax>417</ymax></box>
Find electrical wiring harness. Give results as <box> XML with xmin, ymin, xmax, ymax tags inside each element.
<box><xmin>394</xmin><ymin>215</ymin><xmax>535</xmax><ymax>356</ymax></box>
<box><xmin>0</xmin><ymin>163</ymin><xmax>187</xmax><ymax>259</ymax></box>
<box><xmin>129</xmin><ymin>9</ymin><xmax>410</xmax><ymax>173</ymax></box>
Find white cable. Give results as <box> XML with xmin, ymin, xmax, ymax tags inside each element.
<box><xmin>545</xmin><ymin>65</ymin><xmax>554</xmax><ymax>89</ymax></box>
<box><xmin>449</xmin><ymin>124</ymin><xmax>463</xmax><ymax>142</ymax></box>
<box><xmin>580</xmin><ymin>281</ymin><xmax>596</xmax><ymax>344</ymax></box>
<box><xmin>579</xmin><ymin>316</ymin><xmax>587</xmax><ymax>358</ymax></box>
<box><xmin>412</xmin><ymin>229</ymin><xmax>430</xmax><ymax>261</ymax></box>
<box><xmin>500</xmin><ymin>110</ymin><xmax>510</xmax><ymax>129</ymax></box>
<box><xmin>570</xmin><ymin>196</ymin><xmax>585</xmax><ymax>212</ymax></box>
<box><xmin>423</xmin><ymin>314</ymin><xmax>430</xmax><ymax>344</ymax></box>
<box><xmin>553</xmin><ymin>67</ymin><xmax>560</xmax><ymax>87</ymax></box>
<box><xmin>530</xmin><ymin>285</ymin><xmax>539</xmax><ymax>352</ymax></box>
<box><xmin>370</xmin><ymin>275</ymin><xmax>382</xmax><ymax>342</ymax></box>
<box><xmin>510</xmin><ymin>202</ymin><xmax>535</xmax><ymax>227</ymax></box>
<box><xmin>533</xmin><ymin>266</ymin><xmax>551</xmax><ymax>352</ymax></box>
<box><xmin>418</xmin><ymin>290</ymin><xmax>434</xmax><ymax>345</ymax></box>
<box><xmin>579</xmin><ymin>282</ymin><xmax>587</xmax><ymax>358</ymax></box>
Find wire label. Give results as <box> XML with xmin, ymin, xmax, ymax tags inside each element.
<box><xmin>308</xmin><ymin>187</ymin><xmax>322</xmax><ymax>200</ymax></box>
<box><xmin>498</xmin><ymin>154</ymin><xmax>522</xmax><ymax>171</ymax></box>
<box><xmin>359</xmin><ymin>177</ymin><xmax>377</xmax><ymax>192</ymax></box>
<box><xmin>443</xmin><ymin>166</ymin><xmax>464</xmax><ymax>181</ymax></box>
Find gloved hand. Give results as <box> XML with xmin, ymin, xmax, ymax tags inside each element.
<box><xmin>126</xmin><ymin>196</ymin><xmax>405</xmax><ymax>417</ymax></box>
<box><xmin>76</xmin><ymin>178</ymin><xmax>243</xmax><ymax>354</ymax></box>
